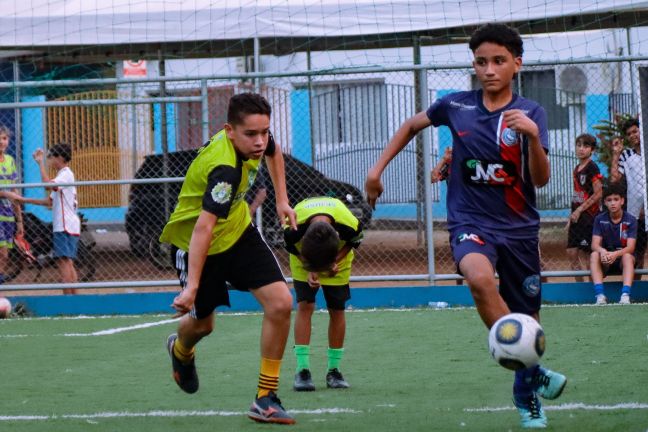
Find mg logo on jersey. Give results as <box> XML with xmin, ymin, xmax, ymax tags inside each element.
<box><xmin>457</xmin><ymin>232</ymin><xmax>485</xmax><ymax>245</ymax></box>
<box><xmin>462</xmin><ymin>159</ymin><xmax>517</xmax><ymax>186</ymax></box>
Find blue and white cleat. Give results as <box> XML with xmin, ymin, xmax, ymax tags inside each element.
<box><xmin>514</xmin><ymin>393</ymin><xmax>547</xmax><ymax>429</ymax></box>
<box><xmin>533</xmin><ymin>367</ymin><xmax>567</xmax><ymax>400</ymax></box>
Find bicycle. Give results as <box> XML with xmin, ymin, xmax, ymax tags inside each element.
<box><xmin>4</xmin><ymin>212</ymin><xmax>97</xmax><ymax>283</ymax></box>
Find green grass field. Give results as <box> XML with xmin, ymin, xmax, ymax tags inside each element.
<box><xmin>1</xmin><ymin>305</ymin><xmax>647</xmax><ymax>432</ymax></box>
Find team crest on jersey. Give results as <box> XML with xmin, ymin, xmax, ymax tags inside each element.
<box><xmin>523</xmin><ymin>274</ymin><xmax>541</xmax><ymax>297</ymax></box>
<box><xmin>462</xmin><ymin>159</ymin><xmax>517</xmax><ymax>186</ymax></box>
<box><xmin>579</xmin><ymin>174</ymin><xmax>586</xmax><ymax>185</ymax></box>
<box><xmin>210</xmin><ymin>181</ymin><xmax>232</xmax><ymax>204</ymax></box>
<box><xmin>501</xmin><ymin>128</ymin><xmax>519</xmax><ymax>146</ymax></box>
<box><xmin>457</xmin><ymin>232</ymin><xmax>485</xmax><ymax>245</ymax></box>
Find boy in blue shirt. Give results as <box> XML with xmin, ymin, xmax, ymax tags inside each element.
<box><xmin>366</xmin><ymin>23</ymin><xmax>566</xmax><ymax>428</ymax></box>
<box><xmin>590</xmin><ymin>182</ymin><xmax>637</xmax><ymax>305</ymax></box>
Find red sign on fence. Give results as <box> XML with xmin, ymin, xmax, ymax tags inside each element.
<box><xmin>123</xmin><ymin>60</ymin><xmax>147</xmax><ymax>77</ymax></box>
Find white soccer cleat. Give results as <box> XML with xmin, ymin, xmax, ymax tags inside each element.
<box><xmin>595</xmin><ymin>294</ymin><xmax>607</xmax><ymax>305</ymax></box>
<box><xmin>618</xmin><ymin>293</ymin><xmax>631</xmax><ymax>305</ymax></box>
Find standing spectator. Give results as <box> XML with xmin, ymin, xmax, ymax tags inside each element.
<box><xmin>0</xmin><ymin>126</ymin><xmax>23</xmax><ymax>285</ymax></box>
<box><xmin>610</xmin><ymin>118</ymin><xmax>646</xmax><ymax>276</ymax></box>
<box><xmin>567</xmin><ymin>134</ymin><xmax>602</xmax><ymax>282</ymax></box>
<box><xmin>365</xmin><ymin>23</ymin><xmax>566</xmax><ymax>429</ymax></box>
<box><xmin>590</xmin><ymin>182</ymin><xmax>637</xmax><ymax>305</ymax></box>
<box><xmin>22</xmin><ymin>144</ymin><xmax>80</xmax><ymax>295</ymax></box>
<box><xmin>284</xmin><ymin>196</ymin><xmax>363</xmax><ymax>392</ymax></box>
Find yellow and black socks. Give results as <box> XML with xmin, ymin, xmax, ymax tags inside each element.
<box><xmin>173</xmin><ymin>337</ymin><xmax>195</xmax><ymax>364</ymax></box>
<box><xmin>327</xmin><ymin>347</ymin><xmax>344</xmax><ymax>371</ymax></box>
<box><xmin>257</xmin><ymin>357</ymin><xmax>281</xmax><ymax>398</ymax></box>
<box><xmin>294</xmin><ymin>345</ymin><xmax>311</xmax><ymax>372</ymax></box>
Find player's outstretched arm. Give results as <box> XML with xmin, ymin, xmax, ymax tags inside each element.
<box><xmin>264</xmin><ymin>145</ymin><xmax>297</xmax><ymax>229</ymax></box>
<box><xmin>366</xmin><ymin>111</ymin><xmax>432</xmax><ymax>208</ymax></box>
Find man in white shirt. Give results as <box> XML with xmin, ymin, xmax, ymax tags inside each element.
<box><xmin>23</xmin><ymin>143</ymin><xmax>80</xmax><ymax>294</ymax></box>
<box><xmin>611</xmin><ymin>118</ymin><xmax>646</xmax><ymax>279</ymax></box>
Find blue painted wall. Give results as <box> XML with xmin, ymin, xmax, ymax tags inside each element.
<box><xmin>153</xmin><ymin>103</ymin><xmax>177</xmax><ymax>154</ymax></box>
<box><xmin>290</xmin><ymin>89</ymin><xmax>312</xmax><ymax>165</ymax></box>
<box><xmin>586</xmin><ymin>94</ymin><xmax>611</xmax><ymax>178</ymax></box>
<box><xmin>21</xmin><ymin>95</ymin><xmax>51</xmax><ymax>222</ymax></box>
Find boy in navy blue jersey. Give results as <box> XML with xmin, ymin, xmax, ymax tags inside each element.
<box><xmin>590</xmin><ymin>182</ymin><xmax>637</xmax><ymax>305</ymax></box>
<box><xmin>366</xmin><ymin>23</ymin><xmax>566</xmax><ymax>428</ymax></box>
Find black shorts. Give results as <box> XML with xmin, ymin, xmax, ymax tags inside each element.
<box><xmin>293</xmin><ymin>280</ymin><xmax>350</xmax><ymax>311</ymax></box>
<box><xmin>567</xmin><ymin>215</ymin><xmax>594</xmax><ymax>250</ymax></box>
<box><xmin>172</xmin><ymin>224</ymin><xmax>285</xmax><ymax>319</ymax></box>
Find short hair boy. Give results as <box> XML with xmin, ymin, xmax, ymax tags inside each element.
<box><xmin>590</xmin><ymin>182</ymin><xmax>637</xmax><ymax>305</ymax></box>
<box><xmin>284</xmin><ymin>196</ymin><xmax>363</xmax><ymax>392</ymax></box>
<box><xmin>567</xmin><ymin>133</ymin><xmax>602</xmax><ymax>281</ymax></box>
<box><xmin>159</xmin><ymin>93</ymin><xmax>298</xmax><ymax>424</ymax></box>
<box><xmin>365</xmin><ymin>23</ymin><xmax>566</xmax><ymax>428</ymax></box>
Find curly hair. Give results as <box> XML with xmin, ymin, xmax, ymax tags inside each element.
<box><xmin>300</xmin><ymin>221</ymin><xmax>339</xmax><ymax>272</ymax></box>
<box><xmin>622</xmin><ymin>117</ymin><xmax>639</xmax><ymax>134</ymax></box>
<box><xmin>469</xmin><ymin>23</ymin><xmax>524</xmax><ymax>58</ymax></box>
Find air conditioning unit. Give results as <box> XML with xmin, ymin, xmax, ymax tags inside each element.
<box><xmin>559</xmin><ymin>66</ymin><xmax>588</xmax><ymax>106</ymax></box>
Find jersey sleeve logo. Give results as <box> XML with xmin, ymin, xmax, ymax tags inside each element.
<box><xmin>462</xmin><ymin>159</ymin><xmax>517</xmax><ymax>186</ymax></box>
<box><xmin>210</xmin><ymin>181</ymin><xmax>233</xmax><ymax>204</ymax></box>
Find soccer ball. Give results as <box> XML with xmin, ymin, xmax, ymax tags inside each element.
<box><xmin>488</xmin><ymin>313</ymin><xmax>545</xmax><ymax>370</ymax></box>
<box><xmin>0</xmin><ymin>297</ymin><xmax>11</xmax><ymax>319</ymax></box>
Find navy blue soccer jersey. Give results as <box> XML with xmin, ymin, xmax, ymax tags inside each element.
<box><xmin>592</xmin><ymin>211</ymin><xmax>637</xmax><ymax>251</ymax></box>
<box><xmin>426</xmin><ymin>90</ymin><xmax>549</xmax><ymax>238</ymax></box>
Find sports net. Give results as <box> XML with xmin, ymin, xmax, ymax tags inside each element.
<box><xmin>0</xmin><ymin>1</ymin><xmax>647</xmax><ymax>290</ymax></box>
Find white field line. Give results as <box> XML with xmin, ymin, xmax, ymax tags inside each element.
<box><xmin>0</xmin><ymin>408</ymin><xmax>361</xmax><ymax>422</ymax></box>
<box><xmin>465</xmin><ymin>402</ymin><xmax>648</xmax><ymax>412</ymax></box>
<box><xmin>60</xmin><ymin>318</ymin><xmax>179</xmax><ymax>337</ymax></box>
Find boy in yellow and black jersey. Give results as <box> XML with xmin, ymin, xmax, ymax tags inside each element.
<box><xmin>284</xmin><ymin>196</ymin><xmax>363</xmax><ymax>391</ymax></box>
<box><xmin>160</xmin><ymin>93</ymin><xmax>297</xmax><ymax>425</ymax></box>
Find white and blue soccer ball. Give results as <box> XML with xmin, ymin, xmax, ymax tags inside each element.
<box><xmin>488</xmin><ymin>313</ymin><xmax>545</xmax><ymax>370</ymax></box>
<box><xmin>0</xmin><ymin>297</ymin><xmax>11</xmax><ymax>319</ymax></box>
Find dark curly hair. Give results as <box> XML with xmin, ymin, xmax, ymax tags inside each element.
<box><xmin>300</xmin><ymin>221</ymin><xmax>339</xmax><ymax>272</ymax></box>
<box><xmin>469</xmin><ymin>23</ymin><xmax>524</xmax><ymax>58</ymax></box>
<box><xmin>622</xmin><ymin>117</ymin><xmax>639</xmax><ymax>134</ymax></box>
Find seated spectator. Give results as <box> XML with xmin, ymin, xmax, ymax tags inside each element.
<box><xmin>590</xmin><ymin>182</ymin><xmax>637</xmax><ymax>305</ymax></box>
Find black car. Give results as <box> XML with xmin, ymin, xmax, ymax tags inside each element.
<box><xmin>125</xmin><ymin>149</ymin><xmax>372</xmax><ymax>268</ymax></box>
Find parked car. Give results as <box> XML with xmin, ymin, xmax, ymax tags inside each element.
<box><xmin>126</xmin><ymin>149</ymin><xmax>372</xmax><ymax>268</ymax></box>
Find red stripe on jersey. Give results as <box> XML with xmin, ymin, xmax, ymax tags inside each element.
<box><xmin>499</xmin><ymin>120</ymin><xmax>525</xmax><ymax>214</ymax></box>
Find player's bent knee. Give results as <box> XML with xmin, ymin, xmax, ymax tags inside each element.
<box><xmin>261</xmin><ymin>285</ymin><xmax>293</xmax><ymax>317</ymax></box>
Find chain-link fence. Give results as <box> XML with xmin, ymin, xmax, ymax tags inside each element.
<box><xmin>0</xmin><ymin>57</ymin><xmax>646</xmax><ymax>293</ymax></box>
